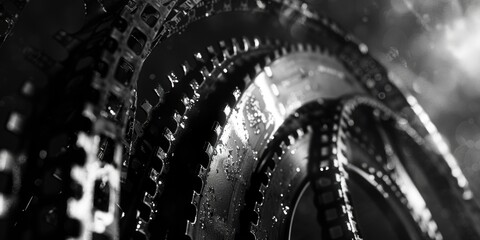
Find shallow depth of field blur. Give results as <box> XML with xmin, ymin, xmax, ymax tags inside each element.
<box><xmin>1</xmin><ymin>0</ymin><xmax>480</xmax><ymax>196</ymax></box>
<box><xmin>305</xmin><ymin>0</ymin><xmax>480</xmax><ymax>197</ymax></box>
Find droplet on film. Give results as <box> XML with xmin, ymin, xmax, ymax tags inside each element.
<box><xmin>359</xmin><ymin>43</ymin><xmax>368</xmax><ymax>53</ymax></box>
<box><xmin>233</xmin><ymin>87</ymin><xmax>242</xmax><ymax>101</ymax></box>
<box><xmin>282</xmin><ymin>205</ymin><xmax>290</xmax><ymax>215</ymax></box>
<box><xmin>245</xmin><ymin>96</ymin><xmax>266</xmax><ymax>135</ymax></box>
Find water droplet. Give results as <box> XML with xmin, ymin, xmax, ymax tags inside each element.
<box><xmin>39</xmin><ymin>150</ymin><xmax>47</xmax><ymax>159</ymax></box>
<box><xmin>256</xmin><ymin>0</ymin><xmax>266</xmax><ymax>9</ymax></box>
<box><xmin>246</xmin><ymin>96</ymin><xmax>266</xmax><ymax>135</ymax></box>
<box><xmin>388</xmin><ymin>47</ymin><xmax>399</xmax><ymax>61</ymax></box>
<box><xmin>348</xmin><ymin>119</ymin><xmax>354</xmax><ymax>126</ymax></box>
<box><xmin>366</xmin><ymin>79</ymin><xmax>375</xmax><ymax>88</ymax></box>
<box><xmin>378</xmin><ymin>92</ymin><xmax>386</xmax><ymax>99</ymax></box>
<box><xmin>282</xmin><ymin>205</ymin><xmax>290</xmax><ymax>215</ymax></box>
<box><xmin>233</xmin><ymin>87</ymin><xmax>242</xmax><ymax>101</ymax></box>
<box><xmin>45</xmin><ymin>207</ymin><xmax>58</xmax><ymax>225</ymax></box>
<box><xmin>223</xmin><ymin>147</ymin><xmax>242</xmax><ymax>181</ymax></box>
<box><xmin>253</xmin><ymin>150</ymin><xmax>259</xmax><ymax>161</ymax></box>
<box><xmin>359</xmin><ymin>43</ymin><xmax>368</xmax><ymax>54</ymax></box>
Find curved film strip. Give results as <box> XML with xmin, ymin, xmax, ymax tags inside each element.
<box><xmin>0</xmin><ymin>1</ymin><xmax>479</xmax><ymax>240</ymax></box>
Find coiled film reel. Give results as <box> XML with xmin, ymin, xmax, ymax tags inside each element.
<box><xmin>0</xmin><ymin>1</ymin><xmax>479</xmax><ymax>240</ymax></box>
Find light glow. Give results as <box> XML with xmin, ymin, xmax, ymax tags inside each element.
<box><xmin>445</xmin><ymin>8</ymin><xmax>480</xmax><ymax>77</ymax></box>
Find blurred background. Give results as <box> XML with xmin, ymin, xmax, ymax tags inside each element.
<box><xmin>1</xmin><ymin>0</ymin><xmax>480</xmax><ymax>198</ymax></box>
<box><xmin>306</xmin><ymin>0</ymin><xmax>480</xmax><ymax>197</ymax></box>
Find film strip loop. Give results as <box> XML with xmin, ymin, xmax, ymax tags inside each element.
<box><xmin>1</xmin><ymin>0</ymin><xmax>478</xmax><ymax>239</ymax></box>
<box><xmin>123</xmin><ymin>36</ymin><xmax>286</xmax><ymax>240</ymax></box>
<box><xmin>248</xmin><ymin>99</ymin><xmax>330</xmax><ymax>240</ymax></box>
<box><xmin>182</xmin><ymin>42</ymin><xmax>319</xmax><ymax>240</ymax></box>
<box><xmin>186</xmin><ymin>44</ymin><xmax>345</xmax><ymax>240</ymax></box>
<box><xmin>309</xmin><ymin>95</ymin><xmax>480</xmax><ymax>240</ymax></box>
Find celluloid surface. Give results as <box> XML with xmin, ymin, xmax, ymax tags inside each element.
<box><xmin>0</xmin><ymin>1</ymin><xmax>480</xmax><ymax>240</ymax></box>
<box><xmin>187</xmin><ymin>50</ymin><xmax>365</xmax><ymax>240</ymax></box>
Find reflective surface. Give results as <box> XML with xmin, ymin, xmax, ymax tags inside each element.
<box><xmin>0</xmin><ymin>1</ymin><xmax>480</xmax><ymax>240</ymax></box>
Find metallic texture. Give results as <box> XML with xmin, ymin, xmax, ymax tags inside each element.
<box><xmin>0</xmin><ymin>0</ymin><xmax>479</xmax><ymax>240</ymax></box>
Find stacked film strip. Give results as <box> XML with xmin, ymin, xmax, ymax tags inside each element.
<box><xmin>0</xmin><ymin>0</ymin><xmax>480</xmax><ymax>240</ymax></box>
